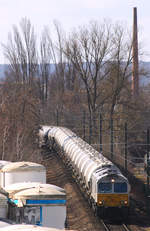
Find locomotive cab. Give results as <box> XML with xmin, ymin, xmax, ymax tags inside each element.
<box><xmin>91</xmin><ymin>167</ymin><xmax>130</xmax><ymax>210</ymax></box>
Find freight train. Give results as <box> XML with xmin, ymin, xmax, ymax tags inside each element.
<box><xmin>39</xmin><ymin>126</ymin><xmax>130</xmax><ymax>218</ymax></box>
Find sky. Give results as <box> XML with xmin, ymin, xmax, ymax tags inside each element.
<box><xmin>0</xmin><ymin>0</ymin><xmax>149</xmax><ymax>63</ymax></box>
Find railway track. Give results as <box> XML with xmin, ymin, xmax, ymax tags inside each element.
<box><xmin>40</xmin><ymin>147</ymin><xmax>148</xmax><ymax>231</ymax></box>
<box><xmin>101</xmin><ymin>220</ymin><xmax>131</xmax><ymax>231</ymax></box>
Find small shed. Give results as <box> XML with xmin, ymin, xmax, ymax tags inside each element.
<box><xmin>7</xmin><ymin>183</ymin><xmax>66</xmax><ymax>229</ymax></box>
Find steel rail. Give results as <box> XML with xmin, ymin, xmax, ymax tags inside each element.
<box><xmin>100</xmin><ymin>219</ymin><xmax>111</xmax><ymax>231</ymax></box>
<box><xmin>100</xmin><ymin>220</ymin><xmax>132</xmax><ymax>231</ymax></box>
<box><xmin>122</xmin><ymin>223</ymin><xmax>131</xmax><ymax>231</ymax></box>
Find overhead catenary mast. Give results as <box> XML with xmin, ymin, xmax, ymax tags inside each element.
<box><xmin>132</xmin><ymin>7</ymin><xmax>139</xmax><ymax>97</ymax></box>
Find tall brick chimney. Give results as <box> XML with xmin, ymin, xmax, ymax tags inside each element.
<box><xmin>132</xmin><ymin>7</ymin><xmax>139</xmax><ymax>97</ymax></box>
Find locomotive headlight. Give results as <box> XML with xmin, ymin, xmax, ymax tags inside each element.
<box><xmin>124</xmin><ymin>200</ymin><xmax>128</xmax><ymax>205</ymax></box>
<box><xmin>111</xmin><ymin>179</ymin><xmax>115</xmax><ymax>183</ymax></box>
<box><xmin>99</xmin><ymin>200</ymin><xmax>104</xmax><ymax>205</ymax></box>
<box><xmin>120</xmin><ymin>200</ymin><xmax>128</xmax><ymax>205</ymax></box>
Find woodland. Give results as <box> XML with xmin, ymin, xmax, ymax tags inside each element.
<box><xmin>0</xmin><ymin>18</ymin><xmax>150</xmax><ymax>163</ymax></box>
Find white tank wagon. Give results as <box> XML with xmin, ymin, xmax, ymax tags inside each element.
<box><xmin>40</xmin><ymin>126</ymin><xmax>131</xmax><ymax>217</ymax></box>
<box><xmin>1</xmin><ymin>162</ymin><xmax>46</xmax><ymax>188</ymax></box>
<box><xmin>7</xmin><ymin>183</ymin><xmax>66</xmax><ymax>229</ymax></box>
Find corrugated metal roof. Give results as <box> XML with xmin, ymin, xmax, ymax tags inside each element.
<box><xmin>6</xmin><ymin>183</ymin><xmax>66</xmax><ymax>202</ymax></box>
<box><xmin>13</xmin><ymin>186</ymin><xmax>66</xmax><ymax>199</ymax></box>
<box><xmin>2</xmin><ymin>162</ymin><xmax>46</xmax><ymax>172</ymax></box>
<box><xmin>0</xmin><ymin>161</ymin><xmax>11</xmax><ymax>170</ymax></box>
<box><xmin>5</xmin><ymin>182</ymin><xmax>66</xmax><ymax>197</ymax></box>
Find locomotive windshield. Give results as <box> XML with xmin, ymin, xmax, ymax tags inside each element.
<box><xmin>98</xmin><ymin>182</ymin><xmax>127</xmax><ymax>193</ymax></box>
<box><xmin>98</xmin><ymin>183</ymin><xmax>112</xmax><ymax>193</ymax></box>
<box><xmin>114</xmin><ymin>182</ymin><xmax>127</xmax><ymax>193</ymax></box>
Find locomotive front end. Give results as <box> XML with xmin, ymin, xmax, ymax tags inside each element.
<box><xmin>91</xmin><ymin>166</ymin><xmax>130</xmax><ymax>217</ymax></box>
<box><xmin>97</xmin><ymin>176</ymin><xmax>129</xmax><ymax>208</ymax></box>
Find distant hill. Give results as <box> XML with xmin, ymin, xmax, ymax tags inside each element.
<box><xmin>139</xmin><ymin>61</ymin><xmax>150</xmax><ymax>86</ymax></box>
<box><xmin>0</xmin><ymin>64</ymin><xmax>9</xmax><ymax>80</ymax></box>
<box><xmin>0</xmin><ymin>62</ymin><xmax>150</xmax><ymax>85</ymax></box>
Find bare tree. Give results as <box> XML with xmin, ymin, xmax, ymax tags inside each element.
<box><xmin>0</xmin><ymin>77</ymin><xmax>40</xmax><ymax>161</ymax></box>
<box><xmin>41</xmin><ymin>22</ymin><xmax>68</xmax><ymax>113</ymax></box>
<box><xmin>64</xmin><ymin>21</ymin><xmax>113</xmax><ymax>129</ymax></box>
<box><xmin>3</xmin><ymin>18</ymin><xmax>38</xmax><ymax>86</ymax></box>
<box><xmin>52</xmin><ymin>21</ymin><xmax>66</xmax><ymax>108</ymax></box>
<box><xmin>64</xmin><ymin>21</ymin><xmax>135</xmax><ymax>127</ymax></box>
<box><xmin>2</xmin><ymin>124</ymin><xmax>10</xmax><ymax>160</ymax></box>
<box><xmin>39</xmin><ymin>28</ymin><xmax>52</xmax><ymax>103</ymax></box>
<box><xmin>105</xmin><ymin>23</ymin><xmax>133</xmax><ymax>120</ymax></box>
